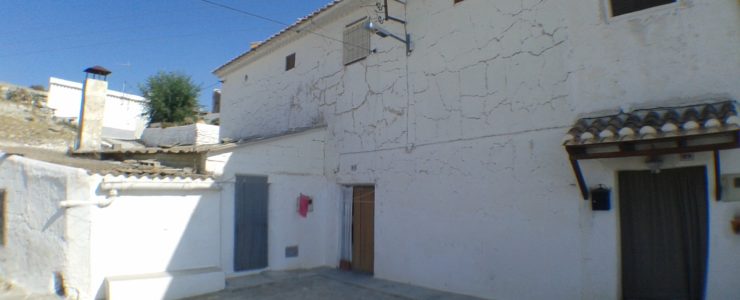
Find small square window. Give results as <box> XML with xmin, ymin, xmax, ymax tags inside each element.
<box><xmin>285</xmin><ymin>53</ymin><xmax>296</xmax><ymax>71</ymax></box>
<box><xmin>610</xmin><ymin>0</ymin><xmax>676</xmax><ymax>17</ymax></box>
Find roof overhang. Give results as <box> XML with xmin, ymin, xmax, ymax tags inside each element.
<box><xmin>213</xmin><ymin>0</ymin><xmax>362</xmax><ymax>77</ymax></box>
<box><xmin>563</xmin><ymin>100</ymin><xmax>740</xmax><ymax>200</ymax></box>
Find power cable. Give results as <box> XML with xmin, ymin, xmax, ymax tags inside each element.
<box><xmin>3</xmin><ymin>15</ymin><xmax>233</xmax><ymax>48</ymax></box>
<box><xmin>0</xmin><ymin>28</ymin><xmax>255</xmax><ymax>58</ymax></box>
<box><xmin>197</xmin><ymin>0</ymin><xmax>372</xmax><ymax>52</ymax></box>
<box><xmin>0</xmin><ymin>6</ymin><xmax>200</xmax><ymax>35</ymax></box>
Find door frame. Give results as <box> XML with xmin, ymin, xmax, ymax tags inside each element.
<box><xmin>616</xmin><ymin>166</ymin><xmax>709</xmax><ymax>300</ymax></box>
<box><xmin>339</xmin><ymin>184</ymin><xmax>376</xmax><ymax>274</ymax></box>
<box><xmin>233</xmin><ymin>174</ymin><xmax>270</xmax><ymax>273</ymax></box>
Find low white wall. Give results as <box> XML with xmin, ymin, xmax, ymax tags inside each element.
<box><xmin>0</xmin><ymin>154</ymin><xmax>96</xmax><ymax>298</ymax></box>
<box><xmin>206</xmin><ymin>128</ymin><xmax>339</xmax><ymax>275</ymax></box>
<box><xmin>141</xmin><ymin>124</ymin><xmax>220</xmax><ymax>147</ymax></box>
<box><xmin>47</xmin><ymin>77</ymin><xmax>148</xmax><ymax>139</ymax></box>
<box><xmin>89</xmin><ymin>176</ymin><xmax>223</xmax><ymax>299</ymax></box>
<box><xmin>0</xmin><ymin>155</ymin><xmax>226</xmax><ymax>299</ymax></box>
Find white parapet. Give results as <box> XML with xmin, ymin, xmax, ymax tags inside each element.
<box><xmin>141</xmin><ymin>123</ymin><xmax>220</xmax><ymax>147</ymax></box>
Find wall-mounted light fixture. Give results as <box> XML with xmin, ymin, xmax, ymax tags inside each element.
<box><xmin>646</xmin><ymin>155</ymin><xmax>663</xmax><ymax>174</ymax></box>
<box><xmin>364</xmin><ymin>21</ymin><xmax>413</xmax><ymax>55</ymax></box>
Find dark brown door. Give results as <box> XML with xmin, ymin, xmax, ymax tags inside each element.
<box><xmin>619</xmin><ymin>167</ymin><xmax>708</xmax><ymax>300</ymax></box>
<box><xmin>352</xmin><ymin>186</ymin><xmax>375</xmax><ymax>274</ymax></box>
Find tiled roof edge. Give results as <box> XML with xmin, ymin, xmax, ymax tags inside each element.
<box><xmin>213</xmin><ymin>0</ymin><xmax>346</xmax><ymax>75</ymax></box>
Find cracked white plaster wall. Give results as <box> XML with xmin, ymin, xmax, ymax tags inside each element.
<box><xmin>216</xmin><ymin>0</ymin><xmax>740</xmax><ymax>299</ymax></box>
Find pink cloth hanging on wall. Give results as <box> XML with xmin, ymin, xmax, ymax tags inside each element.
<box><xmin>298</xmin><ymin>194</ymin><xmax>311</xmax><ymax>218</ymax></box>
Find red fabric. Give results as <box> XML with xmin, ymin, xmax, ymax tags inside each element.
<box><xmin>299</xmin><ymin>194</ymin><xmax>311</xmax><ymax>218</ymax></box>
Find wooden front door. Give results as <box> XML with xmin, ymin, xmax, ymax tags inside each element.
<box><xmin>352</xmin><ymin>186</ymin><xmax>375</xmax><ymax>274</ymax></box>
<box><xmin>234</xmin><ymin>175</ymin><xmax>269</xmax><ymax>272</ymax></box>
<box><xmin>619</xmin><ymin>167</ymin><xmax>708</xmax><ymax>300</ymax></box>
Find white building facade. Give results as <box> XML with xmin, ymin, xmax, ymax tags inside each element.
<box><xmin>47</xmin><ymin>77</ymin><xmax>148</xmax><ymax>140</ymax></box>
<box><xmin>214</xmin><ymin>0</ymin><xmax>740</xmax><ymax>299</ymax></box>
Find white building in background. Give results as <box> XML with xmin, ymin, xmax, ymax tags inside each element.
<box><xmin>212</xmin><ymin>0</ymin><xmax>740</xmax><ymax>299</ymax></box>
<box><xmin>47</xmin><ymin>77</ymin><xmax>148</xmax><ymax>140</ymax></box>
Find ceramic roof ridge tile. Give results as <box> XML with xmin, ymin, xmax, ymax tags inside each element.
<box><xmin>563</xmin><ymin>100</ymin><xmax>739</xmax><ymax>145</ymax></box>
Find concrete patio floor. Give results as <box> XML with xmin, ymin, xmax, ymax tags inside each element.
<box><xmin>186</xmin><ymin>268</ymin><xmax>483</xmax><ymax>300</ymax></box>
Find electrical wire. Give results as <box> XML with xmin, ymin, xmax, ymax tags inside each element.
<box><xmin>0</xmin><ymin>1</ymin><xmax>372</xmax><ymax>58</ymax></box>
<box><xmin>197</xmin><ymin>0</ymin><xmax>372</xmax><ymax>52</ymax></box>
<box><xmin>0</xmin><ymin>28</ymin><xmax>254</xmax><ymax>58</ymax></box>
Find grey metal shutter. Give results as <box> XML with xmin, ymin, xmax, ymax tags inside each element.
<box><xmin>343</xmin><ymin>18</ymin><xmax>370</xmax><ymax>65</ymax></box>
<box><xmin>234</xmin><ymin>175</ymin><xmax>269</xmax><ymax>271</ymax></box>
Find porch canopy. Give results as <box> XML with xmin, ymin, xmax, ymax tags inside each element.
<box><xmin>563</xmin><ymin>100</ymin><xmax>740</xmax><ymax>200</ymax></box>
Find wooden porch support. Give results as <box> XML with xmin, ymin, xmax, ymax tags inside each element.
<box><xmin>564</xmin><ymin>130</ymin><xmax>740</xmax><ymax>201</ymax></box>
<box><xmin>569</xmin><ymin>159</ymin><xmax>589</xmax><ymax>200</ymax></box>
<box><xmin>714</xmin><ymin>150</ymin><xmax>722</xmax><ymax>201</ymax></box>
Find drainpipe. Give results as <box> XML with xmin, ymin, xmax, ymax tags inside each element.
<box><xmin>59</xmin><ymin>180</ymin><xmax>219</xmax><ymax>208</ymax></box>
<box><xmin>100</xmin><ymin>181</ymin><xmax>220</xmax><ymax>191</ymax></box>
<box><xmin>59</xmin><ymin>189</ymin><xmax>118</xmax><ymax>208</ymax></box>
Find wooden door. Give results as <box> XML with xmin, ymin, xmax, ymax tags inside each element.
<box><xmin>619</xmin><ymin>167</ymin><xmax>708</xmax><ymax>300</ymax></box>
<box><xmin>234</xmin><ymin>175</ymin><xmax>269</xmax><ymax>272</ymax></box>
<box><xmin>352</xmin><ymin>186</ymin><xmax>375</xmax><ymax>274</ymax></box>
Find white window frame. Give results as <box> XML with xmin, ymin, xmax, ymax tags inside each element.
<box><xmin>604</xmin><ymin>0</ymin><xmax>682</xmax><ymax>23</ymax></box>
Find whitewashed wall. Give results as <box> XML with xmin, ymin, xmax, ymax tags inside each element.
<box><xmin>47</xmin><ymin>77</ymin><xmax>148</xmax><ymax>139</ymax></box>
<box><xmin>0</xmin><ymin>154</ymin><xmax>225</xmax><ymax>299</ymax></box>
<box><xmin>0</xmin><ymin>154</ymin><xmax>96</xmax><ymax>299</ymax></box>
<box><xmin>141</xmin><ymin>123</ymin><xmax>220</xmax><ymax>147</ymax></box>
<box><xmin>206</xmin><ymin>128</ymin><xmax>339</xmax><ymax>276</ymax></box>
<box><xmin>215</xmin><ymin>0</ymin><xmax>740</xmax><ymax>299</ymax></box>
<box><xmin>88</xmin><ymin>176</ymin><xmax>223</xmax><ymax>299</ymax></box>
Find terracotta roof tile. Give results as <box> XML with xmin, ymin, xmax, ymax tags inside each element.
<box><xmin>564</xmin><ymin>100</ymin><xmax>739</xmax><ymax>145</ymax></box>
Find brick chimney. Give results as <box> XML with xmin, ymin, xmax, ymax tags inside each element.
<box><xmin>75</xmin><ymin>66</ymin><xmax>111</xmax><ymax>151</ymax></box>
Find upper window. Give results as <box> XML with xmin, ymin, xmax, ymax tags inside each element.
<box><xmin>610</xmin><ymin>0</ymin><xmax>676</xmax><ymax>17</ymax></box>
<box><xmin>454</xmin><ymin>0</ymin><xmax>464</xmax><ymax>4</ymax></box>
<box><xmin>343</xmin><ymin>18</ymin><xmax>371</xmax><ymax>65</ymax></box>
<box><xmin>285</xmin><ymin>53</ymin><xmax>296</xmax><ymax>71</ymax></box>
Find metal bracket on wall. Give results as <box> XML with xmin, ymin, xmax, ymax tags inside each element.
<box><xmin>370</xmin><ymin>0</ymin><xmax>412</xmax><ymax>55</ymax></box>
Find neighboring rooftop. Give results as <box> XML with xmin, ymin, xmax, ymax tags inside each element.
<box><xmin>0</xmin><ymin>146</ymin><xmax>211</xmax><ymax>179</ymax></box>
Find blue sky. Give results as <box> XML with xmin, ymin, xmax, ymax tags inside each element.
<box><xmin>0</xmin><ymin>0</ymin><xmax>332</xmax><ymax>110</ymax></box>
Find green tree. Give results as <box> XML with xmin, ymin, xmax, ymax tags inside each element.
<box><xmin>140</xmin><ymin>72</ymin><xmax>201</xmax><ymax>124</ymax></box>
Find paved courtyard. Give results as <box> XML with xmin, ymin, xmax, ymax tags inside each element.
<box><xmin>188</xmin><ymin>268</ymin><xmax>483</xmax><ymax>300</ymax></box>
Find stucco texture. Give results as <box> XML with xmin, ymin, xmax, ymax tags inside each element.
<box><xmin>212</xmin><ymin>0</ymin><xmax>740</xmax><ymax>299</ymax></box>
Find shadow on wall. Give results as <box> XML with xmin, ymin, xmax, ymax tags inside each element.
<box><xmin>92</xmin><ymin>187</ymin><xmax>223</xmax><ymax>299</ymax></box>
